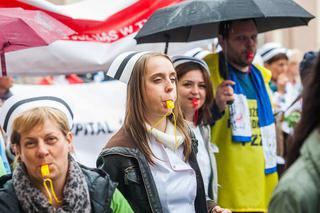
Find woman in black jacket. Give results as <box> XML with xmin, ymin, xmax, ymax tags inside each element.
<box><xmin>0</xmin><ymin>95</ymin><xmax>132</xmax><ymax>213</ymax></box>
<box><xmin>97</xmin><ymin>51</ymin><xmax>211</xmax><ymax>213</ymax></box>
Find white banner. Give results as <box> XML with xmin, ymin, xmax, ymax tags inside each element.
<box><xmin>11</xmin><ymin>81</ymin><xmax>127</xmax><ymax>167</ymax></box>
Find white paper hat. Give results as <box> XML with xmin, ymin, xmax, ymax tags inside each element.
<box><xmin>258</xmin><ymin>42</ymin><xmax>287</xmax><ymax>63</ymax></box>
<box><xmin>106</xmin><ymin>51</ymin><xmax>150</xmax><ymax>84</ymax></box>
<box><xmin>184</xmin><ymin>47</ymin><xmax>211</xmax><ymax>59</ymax></box>
<box><xmin>0</xmin><ymin>95</ymin><xmax>74</xmax><ymax>138</ymax></box>
<box><xmin>172</xmin><ymin>55</ymin><xmax>210</xmax><ymax>75</ymax></box>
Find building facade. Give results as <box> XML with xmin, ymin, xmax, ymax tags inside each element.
<box><xmin>263</xmin><ymin>0</ymin><xmax>319</xmax><ymax>52</ymax></box>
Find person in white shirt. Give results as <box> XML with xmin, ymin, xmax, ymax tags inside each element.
<box><xmin>173</xmin><ymin>55</ymin><xmax>232</xmax><ymax>213</ymax></box>
<box><xmin>98</xmin><ymin>51</ymin><xmax>219</xmax><ymax>212</ymax></box>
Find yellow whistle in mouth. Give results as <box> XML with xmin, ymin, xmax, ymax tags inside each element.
<box><xmin>41</xmin><ymin>164</ymin><xmax>62</xmax><ymax>204</ymax></box>
<box><xmin>41</xmin><ymin>164</ymin><xmax>50</xmax><ymax>178</ymax></box>
<box><xmin>166</xmin><ymin>100</ymin><xmax>174</xmax><ymax>109</ymax></box>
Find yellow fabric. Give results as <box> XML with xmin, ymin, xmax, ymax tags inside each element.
<box><xmin>204</xmin><ymin>53</ymin><xmax>278</xmax><ymax>212</ymax></box>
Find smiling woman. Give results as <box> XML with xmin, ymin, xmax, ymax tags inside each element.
<box><xmin>173</xmin><ymin>55</ymin><xmax>231</xmax><ymax>213</ymax></box>
<box><xmin>0</xmin><ymin>95</ymin><xmax>133</xmax><ymax>213</ymax></box>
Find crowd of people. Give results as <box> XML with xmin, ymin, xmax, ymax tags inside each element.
<box><xmin>0</xmin><ymin>17</ymin><xmax>318</xmax><ymax>213</ymax></box>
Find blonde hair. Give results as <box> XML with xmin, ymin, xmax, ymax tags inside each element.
<box><xmin>11</xmin><ymin>107</ymin><xmax>70</xmax><ymax>146</ymax></box>
<box><xmin>124</xmin><ymin>52</ymin><xmax>192</xmax><ymax>163</ymax></box>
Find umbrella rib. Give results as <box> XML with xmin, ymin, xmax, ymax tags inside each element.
<box><xmin>186</xmin><ymin>26</ymin><xmax>193</xmax><ymax>42</ymax></box>
<box><xmin>301</xmin><ymin>18</ymin><xmax>310</xmax><ymax>25</ymax></box>
<box><xmin>7</xmin><ymin>43</ymin><xmax>30</xmax><ymax>48</ymax></box>
<box><xmin>251</xmin><ymin>0</ymin><xmax>265</xmax><ymax>18</ymax></box>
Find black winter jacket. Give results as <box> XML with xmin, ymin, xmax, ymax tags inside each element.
<box><xmin>0</xmin><ymin>164</ymin><xmax>117</xmax><ymax>213</ymax></box>
<box><xmin>97</xmin><ymin>127</ymin><xmax>207</xmax><ymax>213</ymax></box>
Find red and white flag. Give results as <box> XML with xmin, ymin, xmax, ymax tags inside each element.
<box><xmin>0</xmin><ymin>0</ymin><xmax>213</xmax><ymax>76</ymax></box>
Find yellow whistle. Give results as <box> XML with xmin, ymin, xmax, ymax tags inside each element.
<box><xmin>41</xmin><ymin>164</ymin><xmax>62</xmax><ymax>204</ymax></box>
<box><xmin>41</xmin><ymin>164</ymin><xmax>50</xmax><ymax>178</ymax></box>
<box><xmin>166</xmin><ymin>100</ymin><xmax>174</xmax><ymax>109</ymax></box>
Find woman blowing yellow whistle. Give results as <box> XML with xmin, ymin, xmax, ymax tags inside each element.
<box><xmin>98</xmin><ymin>51</ymin><xmax>210</xmax><ymax>212</ymax></box>
<box><xmin>0</xmin><ymin>95</ymin><xmax>133</xmax><ymax>212</ymax></box>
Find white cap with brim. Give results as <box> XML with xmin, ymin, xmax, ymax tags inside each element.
<box><xmin>172</xmin><ymin>55</ymin><xmax>210</xmax><ymax>75</ymax></box>
<box><xmin>0</xmin><ymin>95</ymin><xmax>74</xmax><ymax>139</ymax></box>
<box><xmin>106</xmin><ymin>51</ymin><xmax>150</xmax><ymax>84</ymax></box>
<box><xmin>184</xmin><ymin>47</ymin><xmax>211</xmax><ymax>59</ymax></box>
<box><xmin>258</xmin><ymin>42</ymin><xmax>287</xmax><ymax>63</ymax></box>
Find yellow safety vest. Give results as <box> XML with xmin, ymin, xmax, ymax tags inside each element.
<box><xmin>204</xmin><ymin>53</ymin><xmax>278</xmax><ymax>212</ymax></box>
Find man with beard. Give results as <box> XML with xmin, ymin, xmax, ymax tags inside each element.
<box><xmin>204</xmin><ymin>19</ymin><xmax>278</xmax><ymax>213</ymax></box>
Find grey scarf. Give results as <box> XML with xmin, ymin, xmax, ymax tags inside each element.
<box><xmin>13</xmin><ymin>156</ymin><xmax>91</xmax><ymax>213</ymax></box>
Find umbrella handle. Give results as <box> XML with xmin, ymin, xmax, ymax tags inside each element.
<box><xmin>0</xmin><ymin>52</ymin><xmax>7</xmax><ymax>77</ymax></box>
<box><xmin>222</xmin><ymin>48</ymin><xmax>233</xmax><ymax>105</ymax></box>
<box><xmin>164</xmin><ymin>34</ymin><xmax>170</xmax><ymax>54</ymax></box>
<box><xmin>0</xmin><ymin>42</ymin><xmax>10</xmax><ymax>77</ymax></box>
<box><xmin>164</xmin><ymin>41</ymin><xmax>169</xmax><ymax>54</ymax></box>
<box><xmin>227</xmin><ymin>100</ymin><xmax>234</xmax><ymax>105</ymax></box>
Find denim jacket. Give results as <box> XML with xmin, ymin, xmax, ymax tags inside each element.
<box><xmin>97</xmin><ymin>127</ymin><xmax>208</xmax><ymax>213</ymax></box>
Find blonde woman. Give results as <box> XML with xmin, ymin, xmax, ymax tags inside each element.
<box><xmin>0</xmin><ymin>95</ymin><xmax>133</xmax><ymax>213</ymax></box>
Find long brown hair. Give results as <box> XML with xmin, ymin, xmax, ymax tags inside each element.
<box><xmin>286</xmin><ymin>53</ymin><xmax>320</xmax><ymax>168</ymax></box>
<box><xmin>124</xmin><ymin>52</ymin><xmax>192</xmax><ymax>163</ymax></box>
<box><xmin>176</xmin><ymin>62</ymin><xmax>214</xmax><ymax>125</ymax></box>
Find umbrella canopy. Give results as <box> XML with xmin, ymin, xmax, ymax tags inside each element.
<box><xmin>0</xmin><ymin>7</ymin><xmax>75</xmax><ymax>76</ymax></box>
<box><xmin>135</xmin><ymin>0</ymin><xmax>314</xmax><ymax>44</ymax></box>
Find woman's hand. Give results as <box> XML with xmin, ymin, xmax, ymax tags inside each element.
<box><xmin>0</xmin><ymin>76</ymin><xmax>13</xmax><ymax>97</ymax></box>
<box><xmin>276</xmin><ymin>73</ymin><xmax>289</xmax><ymax>94</ymax></box>
<box><xmin>206</xmin><ymin>200</ymin><xmax>232</xmax><ymax>213</ymax></box>
<box><xmin>210</xmin><ymin>205</ymin><xmax>232</xmax><ymax>213</ymax></box>
<box><xmin>215</xmin><ymin>80</ymin><xmax>235</xmax><ymax>112</ymax></box>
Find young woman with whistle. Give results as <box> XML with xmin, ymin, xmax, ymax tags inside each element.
<box><xmin>173</xmin><ymin>56</ymin><xmax>231</xmax><ymax>213</ymax></box>
<box><xmin>97</xmin><ymin>52</ymin><xmax>211</xmax><ymax>212</ymax></box>
<box><xmin>0</xmin><ymin>95</ymin><xmax>132</xmax><ymax>212</ymax></box>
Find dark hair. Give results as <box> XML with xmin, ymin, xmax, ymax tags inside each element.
<box><xmin>286</xmin><ymin>53</ymin><xmax>320</xmax><ymax>168</ymax></box>
<box><xmin>299</xmin><ymin>51</ymin><xmax>318</xmax><ymax>83</ymax></box>
<box><xmin>218</xmin><ymin>19</ymin><xmax>257</xmax><ymax>38</ymax></box>
<box><xmin>175</xmin><ymin>62</ymin><xmax>214</xmax><ymax>125</ymax></box>
<box><xmin>264</xmin><ymin>53</ymin><xmax>288</xmax><ymax>65</ymax></box>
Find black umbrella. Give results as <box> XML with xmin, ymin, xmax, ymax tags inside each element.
<box><xmin>135</xmin><ymin>0</ymin><xmax>314</xmax><ymax>53</ymax></box>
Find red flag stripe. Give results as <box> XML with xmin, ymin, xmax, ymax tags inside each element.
<box><xmin>0</xmin><ymin>0</ymin><xmax>182</xmax><ymax>43</ymax></box>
